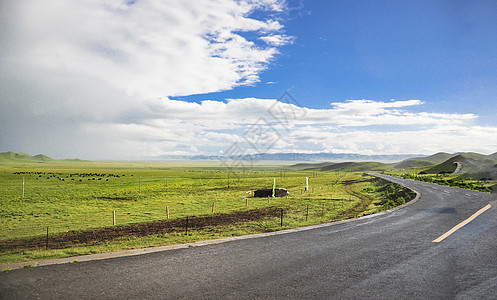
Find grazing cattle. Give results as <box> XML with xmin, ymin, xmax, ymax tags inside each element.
<box><xmin>253</xmin><ymin>188</ymin><xmax>289</xmax><ymax>198</ymax></box>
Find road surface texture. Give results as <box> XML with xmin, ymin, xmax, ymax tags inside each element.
<box><xmin>1</xmin><ymin>174</ymin><xmax>496</xmax><ymax>299</ymax></box>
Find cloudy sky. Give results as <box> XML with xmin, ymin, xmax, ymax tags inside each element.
<box><xmin>1</xmin><ymin>0</ymin><xmax>496</xmax><ymax>160</ymax></box>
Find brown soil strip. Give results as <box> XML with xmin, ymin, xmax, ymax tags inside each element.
<box><xmin>337</xmin><ymin>180</ymin><xmax>375</xmax><ymax>218</ymax></box>
<box><xmin>0</xmin><ymin>208</ymin><xmax>280</xmax><ymax>252</ymax></box>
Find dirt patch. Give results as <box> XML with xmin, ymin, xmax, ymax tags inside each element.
<box><xmin>336</xmin><ymin>182</ymin><xmax>374</xmax><ymax>218</ymax></box>
<box><xmin>0</xmin><ymin>208</ymin><xmax>280</xmax><ymax>252</ymax></box>
<box><xmin>341</xmin><ymin>179</ymin><xmax>362</xmax><ymax>185</ymax></box>
<box><xmin>97</xmin><ymin>197</ymin><xmax>134</xmax><ymax>201</ymax></box>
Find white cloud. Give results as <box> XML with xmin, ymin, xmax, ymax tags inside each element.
<box><xmin>260</xmin><ymin>34</ymin><xmax>295</xmax><ymax>46</ymax></box>
<box><xmin>68</xmin><ymin>97</ymin><xmax>494</xmax><ymax>158</ymax></box>
<box><xmin>0</xmin><ymin>0</ymin><xmax>291</xmax><ymax>98</ymax></box>
<box><xmin>1</xmin><ymin>1</ymin><xmax>495</xmax><ymax>160</ymax></box>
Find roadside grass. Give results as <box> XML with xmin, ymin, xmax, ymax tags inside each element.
<box><xmin>1</xmin><ymin>161</ymin><xmax>411</xmax><ymax>265</ymax></box>
<box><xmin>385</xmin><ymin>169</ymin><xmax>495</xmax><ymax>193</ymax></box>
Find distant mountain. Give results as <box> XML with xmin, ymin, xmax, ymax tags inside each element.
<box><xmin>290</xmin><ymin>162</ymin><xmax>338</xmax><ymax>170</ymax></box>
<box><xmin>289</xmin><ymin>161</ymin><xmax>389</xmax><ymax>172</ymax></box>
<box><xmin>158</xmin><ymin>152</ymin><xmax>419</xmax><ymax>162</ymax></box>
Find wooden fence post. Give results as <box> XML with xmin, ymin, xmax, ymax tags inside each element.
<box><xmin>185</xmin><ymin>217</ymin><xmax>189</xmax><ymax>235</ymax></box>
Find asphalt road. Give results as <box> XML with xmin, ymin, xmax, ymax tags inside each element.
<box><xmin>1</xmin><ymin>174</ymin><xmax>496</xmax><ymax>299</ymax></box>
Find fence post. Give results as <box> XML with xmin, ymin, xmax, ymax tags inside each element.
<box><xmin>280</xmin><ymin>208</ymin><xmax>284</xmax><ymax>227</ymax></box>
<box><xmin>113</xmin><ymin>210</ymin><xmax>116</xmax><ymax>225</ymax></box>
<box><xmin>166</xmin><ymin>206</ymin><xmax>170</xmax><ymax>219</ymax></box>
<box><xmin>185</xmin><ymin>216</ymin><xmax>189</xmax><ymax>235</ymax></box>
<box><xmin>212</xmin><ymin>202</ymin><xmax>216</xmax><ymax>213</ymax></box>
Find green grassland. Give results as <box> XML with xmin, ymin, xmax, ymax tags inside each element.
<box><xmin>0</xmin><ymin>158</ymin><xmax>411</xmax><ymax>265</ymax></box>
<box><xmin>3</xmin><ymin>150</ymin><xmax>496</xmax><ymax>266</ymax></box>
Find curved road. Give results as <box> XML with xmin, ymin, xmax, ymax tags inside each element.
<box><xmin>1</xmin><ymin>174</ymin><xmax>496</xmax><ymax>299</ymax></box>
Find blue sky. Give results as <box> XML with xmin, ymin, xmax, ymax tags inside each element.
<box><xmin>178</xmin><ymin>0</ymin><xmax>497</xmax><ymax>121</ymax></box>
<box><xmin>1</xmin><ymin>0</ymin><xmax>496</xmax><ymax>160</ymax></box>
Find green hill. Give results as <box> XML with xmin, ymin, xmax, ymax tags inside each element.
<box><xmin>32</xmin><ymin>154</ymin><xmax>54</xmax><ymax>162</ymax></box>
<box><xmin>0</xmin><ymin>152</ymin><xmax>54</xmax><ymax>163</ymax></box>
<box><xmin>421</xmin><ymin>153</ymin><xmax>497</xmax><ymax>180</ymax></box>
<box><xmin>456</xmin><ymin>152</ymin><xmax>495</xmax><ymax>161</ymax></box>
<box><xmin>421</xmin><ymin>156</ymin><xmax>460</xmax><ymax>174</ymax></box>
<box><xmin>404</xmin><ymin>152</ymin><xmax>453</xmax><ymax>164</ymax></box>
<box><xmin>319</xmin><ymin>161</ymin><xmax>388</xmax><ymax>172</ymax></box>
<box><xmin>0</xmin><ymin>152</ymin><xmax>33</xmax><ymax>161</ymax></box>
<box><xmin>288</xmin><ymin>151</ymin><xmax>497</xmax><ymax>176</ymax></box>
<box><xmin>289</xmin><ymin>162</ymin><xmax>336</xmax><ymax>170</ymax></box>
<box><xmin>392</xmin><ymin>152</ymin><xmax>454</xmax><ymax>169</ymax></box>
<box><xmin>487</xmin><ymin>152</ymin><xmax>497</xmax><ymax>160</ymax></box>
<box><xmin>393</xmin><ymin>159</ymin><xmax>437</xmax><ymax>169</ymax></box>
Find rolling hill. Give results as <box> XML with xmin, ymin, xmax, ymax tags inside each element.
<box><xmin>319</xmin><ymin>161</ymin><xmax>388</xmax><ymax>172</ymax></box>
<box><xmin>392</xmin><ymin>152</ymin><xmax>455</xmax><ymax>169</ymax></box>
<box><xmin>0</xmin><ymin>152</ymin><xmax>54</xmax><ymax>163</ymax></box>
<box><xmin>288</xmin><ymin>151</ymin><xmax>497</xmax><ymax>181</ymax></box>
<box><xmin>393</xmin><ymin>159</ymin><xmax>437</xmax><ymax>169</ymax></box>
<box><xmin>289</xmin><ymin>161</ymin><xmax>389</xmax><ymax>172</ymax></box>
<box><xmin>488</xmin><ymin>152</ymin><xmax>497</xmax><ymax>160</ymax></box>
<box><xmin>420</xmin><ymin>153</ymin><xmax>497</xmax><ymax>180</ymax></box>
<box><xmin>0</xmin><ymin>152</ymin><xmax>88</xmax><ymax>163</ymax></box>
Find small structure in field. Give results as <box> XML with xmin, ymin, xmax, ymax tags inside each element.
<box><xmin>253</xmin><ymin>188</ymin><xmax>289</xmax><ymax>198</ymax></box>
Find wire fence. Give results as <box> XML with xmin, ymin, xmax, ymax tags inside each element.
<box><xmin>1</xmin><ymin>171</ymin><xmax>374</xmax><ymax>253</ymax></box>
<box><xmin>1</xmin><ymin>196</ymin><xmax>365</xmax><ymax>253</ymax></box>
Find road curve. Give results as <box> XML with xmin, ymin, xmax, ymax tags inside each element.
<box><xmin>1</xmin><ymin>174</ymin><xmax>496</xmax><ymax>299</ymax></box>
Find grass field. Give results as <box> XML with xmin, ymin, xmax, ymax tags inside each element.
<box><xmin>0</xmin><ymin>160</ymin><xmax>411</xmax><ymax>265</ymax></box>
